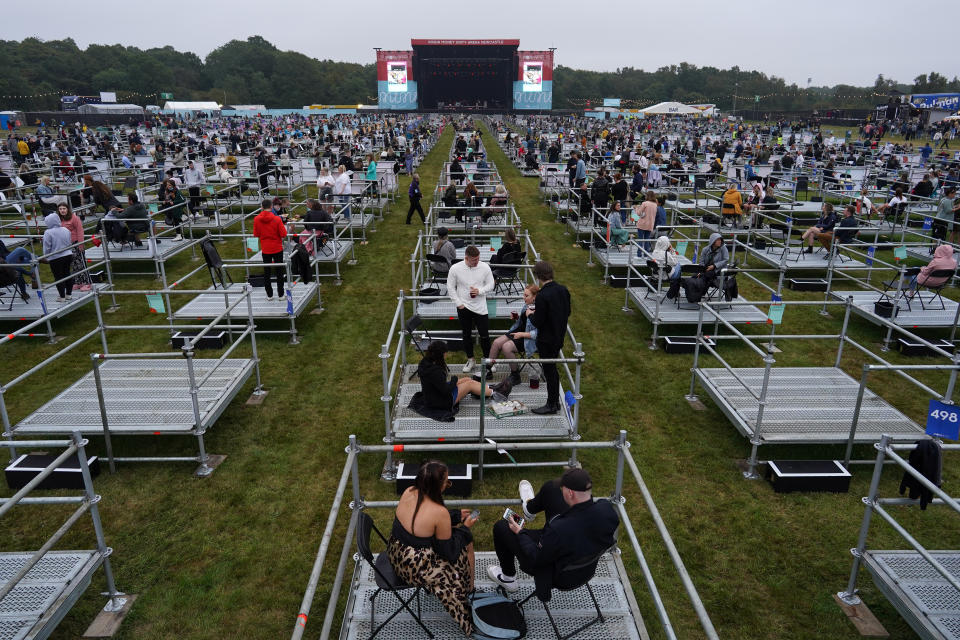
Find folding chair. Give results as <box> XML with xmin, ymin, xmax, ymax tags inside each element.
<box><xmin>493</xmin><ymin>251</ymin><xmax>525</xmax><ymax>297</ymax></box>
<box><xmin>918</xmin><ymin>268</ymin><xmax>956</xmax><ymax>311</ymax></box>
<box><xmin>355</xmin><ymin>512</ymin><xmax>433</xmax><ymax>640</ymax></box>
<box><xmin>885</xmin><ymin>201</ymin><xmax>907</xmax><ymax>233</ymax></box>
<box><xmin>704</xmin><ymin>269</ymin><xmax>737</xmax><ymax>310</ymax></box>
<box><xmin>643</xmin><ymin>259</ymin><xmax>671</xmax><ymax>301</ymax></box>
<box><xmin>516</xmin><ymin>544</ymin><xmax>616</xmax><ymax>640</ymax></box>
<box><xmin>404</xmin><ymin>314</ymin><xmax>461</xmax><ymax>359</ymax></box>
<box><xmin>674</xmin><ymin>264</ymin><xmax>703</xmax><ymax>310</ymax></box>
<box><xmin>0</xmin><ymin>265</ymin><xmax>24</xmax><ymax>310</ymax></box>
<box><xmin>424</xmin><ymin>253</ymin><xmax>450</xmax><ymax>289</ymax></box>
<box><xmin>880</xmin><ymin>266</ymin><xmax>921</xmax><ymax>313</ymax></box>
<box><xmin>200</xmin><ymin>237</ymin><xmax>233</xmax><ymax>289</ymax></box>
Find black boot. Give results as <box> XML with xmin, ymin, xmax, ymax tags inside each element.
<box><xmin>531</xmin><ymin>403</ymin><xmax>559</xmax><ymax>415</ymax></box>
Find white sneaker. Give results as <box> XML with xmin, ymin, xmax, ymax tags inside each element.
<box><xmin>65</xmin><ymin>295</ymin><xmax>73</xmax><ymax>301</ymax></box>
<box><xmin>489</xmin><ymin>363</ymin><xmax>498</xmax><ymax>374</ymax></box>
<box><xmin>56</xmin><ymin>296</ymin><xmax>65</xmax><ymax>303</ymax></box>
<box><xmin>487</xmin><ymin>565</ymin><xmax>518</xmax><ymax>593</ymax></box>
<box><xmin>172</xmin><ymin>234</ymin><xmax>183</xmax><ymax>241</ymax></box>
<box><xmin>265</xmin><ymin>295</ymin><xmax>274</xmax><ymax>301</ymax></box>
<box><xmin>519</xmin><ymin>480</ymin><xmax>537</xmax><ymax>521</ymax></box>
<box><xmin>462</xmin><ymin>358</ymin><xmax>475</xmax><ymax>373</ymax></box>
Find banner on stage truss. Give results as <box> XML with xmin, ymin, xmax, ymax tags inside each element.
<box><xmin>513</xmin><ymin>51</ymin><xmax>553</xmax><ymax>110</ymax></box>
<box><xmin>377</xmin><ymin>51</ymin><xmax>417</xmax><ymax>110</ymax></box>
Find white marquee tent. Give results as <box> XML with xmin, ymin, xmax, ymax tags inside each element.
<box><xmin>640</xmin><ymin>101</ymin><xmax>701</xmax><ymax>116</ymax></box>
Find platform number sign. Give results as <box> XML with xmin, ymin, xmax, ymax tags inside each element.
<box><xmin>926</xmin><ymin>399</ymin><xmax>960</xmax><ymax>440</ymax></box>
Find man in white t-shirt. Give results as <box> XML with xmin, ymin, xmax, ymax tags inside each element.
<box><xmin>447</xmin><ymin>245</ymin><xmax>494</xmax><ymax>373</ymax></box>
<box><xmin>333</xmin><ymin>164</ymin><xmax>352</xmax><ymax>220</ymax></box>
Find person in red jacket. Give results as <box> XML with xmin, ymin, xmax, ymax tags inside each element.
<box><xmin>252</xmin><ymin>198</ymin><xmax>288</xmax><ymax>300</ymax></box>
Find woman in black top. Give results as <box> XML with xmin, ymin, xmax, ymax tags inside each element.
<box><xmin>388</xmin><ymin>460</ymin><xmax>478</xmax><ymax>635</ymax></box>
<box><xmin>413</xmin><ymin>341</ymin><xmax>512</xmax><ymax>416</ymax></box>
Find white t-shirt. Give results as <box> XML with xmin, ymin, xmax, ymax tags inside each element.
<box><xmin>446</xmin><ymin>260</ymin><xmax>494</xmax><ymax>315</ymax></box>
<box><xmin>333</xmin><ymin>172</ymin><xmax>351</xmax><ymax>196</ymax></box>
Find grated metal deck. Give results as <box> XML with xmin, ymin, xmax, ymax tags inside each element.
<box><xmin>13</xmin><ymin>358</ymin><xmax>255</xmax><ymax>435</ymax></box>
<box><xmin>339</xmin><ymin>551</ymin><xmax>645</xmax><ymax>640</ymax></box>
<box><xmin>173</xmin><ymin>282</ymin><xmax>318</xmax><ymax>319</ymax></box>
<box><xmin>333</xmin><ymin>213</ymin><xmax>375</xmax><ymax>230</ymax></box>
<box><xmin>0</xmin><ymin>284</ymin><xmax>110</xmax><ymax>322</ymax></box>
<box><xmin>829</xmin><ymin>290</ymin><xmax>959</xmax><ymax>328</ymax></box>
<box><xmin>0</xmin><ymin>550</ymin><xmax>103</xmax><ymax>640</ymax></box>
<box><xmin>626</xmin><ymin>287</ymin><xmax>769</xmax><ymax>325</ymax></box>
<box><xmin>744</xmin><ymin>244</ymin><xmax>867</xmax><ymax>270</ymax></box>
<box><xmin>863</xmin><ymin>550</ymin><xmax>960</xmax><ymax>640</ymax></box>
<box><xmin>394</xmin><ymin>366</ymin><xmax>573</xmax><ymax>441</ymax></box>
<box><xmin>83</xmin><ymin>236</ymin><xmax>198</xmax><ymax>262</ymax></box>
<box><xmin>695</xmin><ymin>366</ymin><xmax>922</xmax><ymax>443</ymax></box>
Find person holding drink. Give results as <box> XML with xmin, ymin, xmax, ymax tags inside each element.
<box><xmin>446</xmin><ymin>245</ymin><xmax>494</xmax><ymax>373</ymax></box>
<box><xmin>487</xmin><ymin>284</ymin><xmax>539</xmax><ymax>386</ymax></box>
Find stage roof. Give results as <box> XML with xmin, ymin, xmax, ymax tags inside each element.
<box><xmin>411</xmin><ymin>39</ymin><xmax>519</xmax><ymax>46</ymax></box>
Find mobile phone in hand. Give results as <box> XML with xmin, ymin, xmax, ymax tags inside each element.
<box><xmin>502</xmin><ymin>508</ymin><xmax>524</xmax><ymax>529</ymax></box>
<box><xmin>469</xmin><ymin>509</ymin><xmax>480</xmax><ymax>521</ymax></box>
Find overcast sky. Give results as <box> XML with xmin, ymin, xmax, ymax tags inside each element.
<box><xmin>3</xmin><ymin>0</ymin><xmax>958</xmax><ymax>88</ymax></box>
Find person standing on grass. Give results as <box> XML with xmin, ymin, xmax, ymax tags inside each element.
<box><xmin>406</xmin><ymin>173</ymin><xmax>425</xmax><ymax>224</ymax></box>
<box><xmin>253</xmin><ymin>198</ymin><xmax>288</xmax><ymax>302</ymax></box>
<box><xmin>528</xmin><ymin>261</ymin><xmax>571</xmax><ymax>415</ymax></box>
<box><xmin>447</xmin><ymin>245</ymin><xmax>494</xmax><ymax>374</ymax></box>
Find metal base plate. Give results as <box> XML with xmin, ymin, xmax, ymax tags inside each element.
<box><xmin>339</xmin><ymin>551</ymin><xmax>646</xmax><ymax>640</ymax></box>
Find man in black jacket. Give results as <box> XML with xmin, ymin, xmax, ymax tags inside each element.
<box><xmin>488</xmin><ymin>468</ymin><xmax>619</xmax><ymax>596</ymax></box>
<box><xmin>528</xmin><ymin>261</ymin><xmax>571</xmax><ymax>414</ymax></box>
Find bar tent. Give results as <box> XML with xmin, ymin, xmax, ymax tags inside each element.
<box><xmin>639</xmin><ymin>101</ymin><xmax>701</xmax><ymax>116</ymax></box>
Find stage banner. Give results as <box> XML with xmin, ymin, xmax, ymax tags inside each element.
<box><xmin>377</xmin><ymin>51</ymin><xmax>417</xmax><ymax>110</ymax></box>
<box><xmin>513</xmin><ymin>51</ymin><xmax>553</xmax><ymax>110</ymax></box>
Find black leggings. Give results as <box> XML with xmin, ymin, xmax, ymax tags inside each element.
<box><xmin>48</xmin><ymin>255</ymin><xmax>74</xmax><ymax>298</ymax></box>
<box><xmin>261</xmin><ymin>251</ymin><xmax>285</xmax><ymax>298</ymax></box>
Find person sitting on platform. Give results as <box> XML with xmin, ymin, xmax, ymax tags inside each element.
<box><xmin>117</xmin><ymin>192</ymin><xmax>151</xmax><ymax>246</ymax></box>
<box><xmin>489</xmin><ymin>184</ymin><xmax>508</xmax><ymax>215</ymax></box>
<box><xmin>651</xmin><ymin>235</ymin><xmax>681</xmax><ymax>283</ymax></box>
<box><xmin>492</xmin><ymin>228</ymin><xmax>522</xmax><ymax>267</ymax></box>
<box><xmin>487</xmin><ymin>468</ymin><xmax>619</xmax><ymax>594</ymax></box>
<box><xmin>901</xmin><ymin>245</ymin><xmax>957</xmax><ymax>298</ymax></box>
<box><xmin>607</xmin><ymin>202</ymin><xmax>629</xmax><ymax>248</ymax></box>
<box><xmin>442</xmin><ymin>180</ymin><xmax>459</xmax><ymax>210</ymax></box>
<box><xmin>801</xmin><ymin>203</ymin><xmax>837</xmax><ymax>254</ymax></box>
<box><xmin>388</xmin><ymin>460</ymin><xmax>478</xmax><ymax>637</ymax></box>
<box><xmin>302</xmin><ymin>198</ymin><xmax>334</xmax><ymax>247</ymax></box>
<box><xmin>82</xmin><ymin>175</ymin><xmax>122</xmax><ymax>214</ymax></box>
<box><xmin>431</xmin><ymin>227</ymin><xmax>457</xmax><ymax>276</ymax></box>
<box><xmin>720</xmin><ymin>182</ymin><xmax>744</xmax><ymax>228</ymax></box>
<box><xmin>408</xmin><ymin>340</ymin><xmax>514</xmax><ymax>422</ymax></box>
<box><xmin>449</xmin><ymin>158</ymin><xmax>465</xmax><ymax>185</ymax></box>
<box><xmin>666</xmin><ymin>233</ymin><xmax>728</xmax><ymax>301</ymax></box>
<box><xmin>487</xmin><ymin>284</ymin><xmax>539</xmax><ymax>385</ymax></box>
<box><xmin>819</xmin><ymin>204</ymin><xmax>860</xmax><ymax>250</ymax></box>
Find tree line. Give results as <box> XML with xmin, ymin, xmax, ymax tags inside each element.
<box><xmin>1</xmin><ymin>36</ymin><xmax>956</xmax><ymax>113</ymax></box>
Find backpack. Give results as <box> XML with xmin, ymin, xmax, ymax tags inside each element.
<box><xmin>469</xmin><ymin>592</ymin><xmax>527</xmax><ymax>639</ymax></box>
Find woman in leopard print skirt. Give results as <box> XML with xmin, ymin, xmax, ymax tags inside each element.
<box><xmin>388</xmin><ymin>460</ymin><xmax>478</xmax><ymax>636</ymax></box>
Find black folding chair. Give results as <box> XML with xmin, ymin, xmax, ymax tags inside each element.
<box><xmin>200</xmin><ymin>237</ymin><xmax>232</xmax><ymax>289</ymax></box>
<box><xmin>517</xmin><ymin>544</ymin><xmax>615</xmax><ymax>640</ymax></box>
<box><xmin>424</xmin><ymin>253</ymin><xmax>450</xmax><ymax>288</ymax></box>
<box><xmin>880</xmin><ymin>266</ymin><xmax>921</xmax><ymax>313</ymax></box>
<box><xmin>355</xmin><ymin>512</ymin><xmax>433</xmax><ymax>640</ymax></box>
<box><xmin>643</xmin><ymin>259</ymin><xmax>671</xmax><ymax>301</ymax></box>
<box><xmin>675</xmin><ymin>264</ymin><xmax>703</xmax><ymax>310</ymax></box>
<box><xmin>493</xmin><ymin>250</ymin><xmax>525</xmax><ymax>297</ymax></box>
<box><xmin>404</xmin><ymin>314</ymin><xmax>461</xmax><ymax>361</ymax></box>
<box><xmin>918</xmin><ymin>268</ymin><xmax>956</xmax><ymax>311</ymax></box>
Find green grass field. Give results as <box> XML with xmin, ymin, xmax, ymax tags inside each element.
<box><xmin>0</xmin><ymin>122</ymin><xmax>956</xmax><ymax>640</ymax></box>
